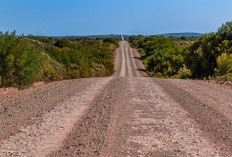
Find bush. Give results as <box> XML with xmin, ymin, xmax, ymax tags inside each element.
<box><xmin>0</xmin><ymin>32</ymin><xmax>43</xmax><ymax>87</ymax></box>
<box><xmin>174</xmin><ymin>68</ymin><xmax>192</xmax><ymax>79</ymax></box>
<box><xmin>216</xmin><ymin>73</ymin><xmax>232</xmax><ymax>81</ymax></box>
<box><xmin>0</xmin><ymin>32</ymin><xmax>119</xmax><ymax>87</ymax></box>
<box><xmin>45</xmin><ymin>40</ymin><xmax>116</xmax><ymax>78</ymax></box>
<box><xmin>130</xmin><ymin>36</ymin><xmax>186</xmax><ymax>77</ymax></box>
<box><xmin>41</xmin><ymin>52</ymin><xmax>66</xmax><ymax>81</ymax></box>
<box><xmin>153</xmin><ymin>72</ymin><xmax>165</xmax><ymax>78</ymax></box>
<box><xmin>13</xmin><ymin>39</ymin><xmax>43</xmax><ymax>86</ymax></box>
<box><xmin>217</xmin><ymin>53</ymin><xmax>232</xmax><ymax>76</ymax></box>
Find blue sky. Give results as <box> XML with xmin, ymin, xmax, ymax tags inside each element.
<box><xmin>0</xmin><ymin>0</ymin><xmax>232</xmax><ymax>36</ymax></box>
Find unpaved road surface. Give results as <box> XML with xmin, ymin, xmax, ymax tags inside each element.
<box><xmin>1</xmin><ymin>38</ymin><xmax>232</xmax><ymax>157</ymax></box>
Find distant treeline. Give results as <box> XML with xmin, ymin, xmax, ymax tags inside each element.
<box><xmin>32</xmin><ymin>35</ymin><xmax>123</xmax><ymax>40</ymax></box>
<box><xmin>159</xmin><ymin>32</ymin><xmax>203</xmax><ymax>38</ymax></box>
<box><xmin>129</xmin><ymin>21</ymin><xmax>232</xmax><ymax>80</ymax></box>
<box><xmin>0</xmin><ymin>32</ymin><xmax>118</xmax><ymax>88</ymax></box>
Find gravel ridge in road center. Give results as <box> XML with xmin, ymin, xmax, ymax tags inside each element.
<box><xmin>49</xmin><ymin>77</ymin><xmax>128</xmax><ymax>157</ymax></box>
<box><xmin>50</xmin><ymin>77</ymin><xmax>224</xmax><ymax>157</ymax></box>
<box><xmin>100</xmin><ymin>78</ymin><xmax>222</xmax><ymax>157</ymax></box>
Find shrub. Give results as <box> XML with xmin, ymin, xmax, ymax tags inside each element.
<box><xmin>175</xmin><ymin>68</ymin><xmax>192</xmax><ymax>79</ymax></box>
<box><xmin>153</xmin><ymin>72</ymin><xmax>165</xmax><ymax>78</ymax></box>
<box><xmin>217</xmin><ymin>53</ymin><xmax>232</xmax><ymax>75</ymax></box>
<box><xmin>216</xmin><ymin>73</ymin><xmax>232</xmax><ymax>81</ymax></box>
<box><xmin>130</xmin><ymin>36</ymin><xmax>186</xmax><ymax>77</ymax></box>
<box><xmin>0</xmin><ymin>32</ymin><xmax>118</xmax><ymax>87</ymax></box>
<box><xmin>41</xmin><ymin>52</ymin><xmax>66</xmax><ymax>81</ymax></box>
<box><xmin>0</xmin><ymin>32</ymin><xmax>43</xmax><ymax>87</ymax></box>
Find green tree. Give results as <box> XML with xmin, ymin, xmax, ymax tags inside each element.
<box><xmin>185</xmin><ymin>33</ymin><xmax>219</xmax><ymax>78</ymax></box>
<box><xmin>129</xmin><ymin>36</ymin><xmax>187</xmax><ymax>77</ymax></box>
<box><xmin>0</xmin><ymin>32</ymin><xmax>43</xmax><ymax>87</ymax></box>
<box><xmin>217</xmin><ymin>21</ymin><xmax>232</xmax><ymax>40</ymax></box>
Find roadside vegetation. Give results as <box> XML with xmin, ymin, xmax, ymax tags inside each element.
<box><xmin>129</xmin><ymin>35</ymin><xmax>193</xmax><ymax>79</ymax></box>
<box><xmin>129</xmin><ymin>21</ymin><xmax>232</xmax><ymax>81</ymax></box>
<box><xmin>0</xmin><ymin>32</ymin><xmax>118</xmax><ymax>88</ymax></box>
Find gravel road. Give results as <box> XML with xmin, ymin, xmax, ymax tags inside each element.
<box><xmin>1</xmin><ymin>39</ymin><xmax>232</xmax><ymax>157</ymax></box>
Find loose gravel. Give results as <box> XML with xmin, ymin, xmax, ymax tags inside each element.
<box><xmin>1</xmin><ymin>40</ymin><xmax>232</xmax><ymax>157</ymax></box>
<box><xmin>0</xmin><ymin>77</ymin><xmax>112</xmax><ymax>156</ymax></box>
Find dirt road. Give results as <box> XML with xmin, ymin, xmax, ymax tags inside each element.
<box><xmin>1</xmin><ymin>38</ymin><xmax>232</xmax><ymax>156</ymax></box>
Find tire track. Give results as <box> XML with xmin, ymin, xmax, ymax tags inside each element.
<box><xmin>100</xmin><ymin>78</ymin><xmax>222</xmax><ymax>156</ymax></box>
<box><xmin>0</xmin><ymin>79</ymin><xmax>95</xmax><ymax>141</ymax></box>
<box><xmin>49</xmin><ymin>78</ymin><xmax>128</xmax><ymax>157</ymax></box>
<box><xmin>154</xmin><ymin>78</ymin><xmax>232</xmax><ymax>156</ymax></box>
<box><xmin>4</xmin><ymin>37</ymin><xmax>231</xmax><ymax>157</ymax></box>
<box><xmin>124</xmin><ymin>42</ymin><xmax>133</xmax><ymax>78</ymax></box>
<box><xmin>128</xmin><ymin>43</ymin><xmax>140</xmax><ymax>77</ymax></box>
<box><xmin>0</xmin><ymin>77</ymin><xmax>113</xmax><ymax>157</ymax></box>
<box><xmin>118</xmin><ymin>37</ymin><xmax>141</xmax><ymax>78</ymax></box>
<box><xmin>119</xmin><ymin>41</ymin><xmax>126</xmax><ymax>77</ymax></box>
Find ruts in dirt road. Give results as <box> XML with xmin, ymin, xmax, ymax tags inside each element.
<box><xmin>1</xmin><ymin>37</ymin><xmax>232</xmax><ymax>157</ymax></box>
